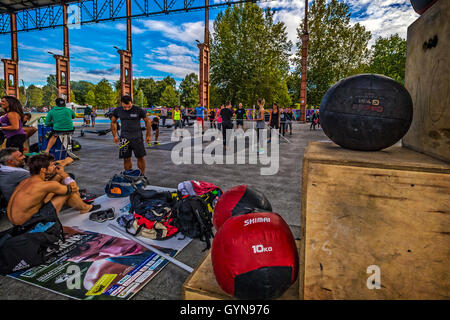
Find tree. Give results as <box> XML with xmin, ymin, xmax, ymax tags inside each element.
<box><xmin>159</xmin><ymin>85</ymin><xmax>179</xmax><ymax>107</ymax></box>
<box><xmin>71</xmin><ymin>80</ymin><xmax>96</xmax><ymax>105</ymax></box>
<box><xmin>210</xmin><ymin>3</ymin><xmax>292</xmax><ymax>107</ymax></box>
<box><xmin>135</xmin><ymin>89</ymin><xmax>148</xmax><ymax>108</ymax></box>
<box><xmin>366</xmin><ymin>34</ymin><xmax>406</xmax><ymax>83</ymax></box>
<box><xmin>85</xmin><ymin>90</ymin><xmax>96</xmax><ymax>106</ymax></box>
<box><xmin>94</xmin><ymin>79</ymin><xmax>116</xmax><ymax>109</ymax></box>
<box><xmin>179</xmin><ymin>73</ymin><xmax>199</xmax><ymax>107</ymax></box>
<box><xmin>26</xmin><ymin>85</ymin><xmax>43</xmax><ymax>108</ymax></box>
<box><xmin>41</xmin><ymin>75</ymin><xmax>58</xmax><ymax>107</ymax></box>
<box><xmin>294</xmin><ymin>0</ymin><xmax>371</xmax><ymax>106</ymax></box>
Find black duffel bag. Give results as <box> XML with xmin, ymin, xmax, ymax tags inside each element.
<box><xmin>0</xmin><ymin>207</ymin><xmax>64</xmax><ymax>275</ymax></box>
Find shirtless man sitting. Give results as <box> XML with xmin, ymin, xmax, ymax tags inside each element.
<box><xmin>7</xmin><ymin>154</ymin><xmax>100</xmax><ymax>226</ymax></box>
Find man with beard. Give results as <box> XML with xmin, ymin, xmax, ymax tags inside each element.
<box><xmin>0</xmin><ymin>148</ymin><xmax>30</xmax><ymax>203</ymax></box>
<box><xmin>7</xmin><ymin>154</ymin><xmax>99</xmax><ymax>226</ymax></box>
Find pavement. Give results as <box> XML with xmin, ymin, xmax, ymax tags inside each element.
<box><xmin>0</xmin><ymin>119</ymin><xmax>328</xmax><ymax>300</ymax></box>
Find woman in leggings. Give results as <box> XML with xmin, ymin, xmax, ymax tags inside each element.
<box><xmin>268</xmin><ymin>103</ymin><xmax>280</xmax><ymax>143</ymax></box>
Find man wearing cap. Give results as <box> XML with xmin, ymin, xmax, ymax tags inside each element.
<box><xmin>44</xmin><ymin>98</ymin><xmax>76</xmax><ymax>157</ymax></box>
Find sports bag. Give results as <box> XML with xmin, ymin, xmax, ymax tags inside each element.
<box><xmin>0</xmin><ymin>208</ymin><xmax>64</xmax><ymax>275</ymax></box>
<box><xmin>125</xmin><ymin>188</ymin><xmax>180</xmax><ymax>240</ymax></box>
<box><xmin>172</xmin><ymin>196</ymin><xmax>214</xmax><ymax>251</ymax></box>
<box><xmin>105</xmin><ymin>169</ymin><xmax>149</xmax><ymax>198</ymax></box>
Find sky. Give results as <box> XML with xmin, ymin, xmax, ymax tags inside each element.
<box><xmin>0</xmin><ymin>0</ymin><xmax>419</xmax><ymax>88</ymax></box>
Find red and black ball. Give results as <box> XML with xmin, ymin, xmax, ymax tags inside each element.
<box><xmin>211</xmin><ymin>212</ymin><xmax>299</xmax><ymax>300</ymax></box>
<box><xmin>213</xmin><ymin>185</ymin><xmax>272</xmax><ymax>231</ymax></box>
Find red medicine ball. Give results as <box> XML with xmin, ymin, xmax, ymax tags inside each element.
<box><xmin>213</xmin><ymin>185</ymin><xmax>272</xmax><ymax>231</ymax></box>
<box><xmin>211</xmin><ymin>212</ymin><xmax>299</xmax><ymax>300</ymax></box>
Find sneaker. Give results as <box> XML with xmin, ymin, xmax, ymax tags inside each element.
<box><xmin>154</xmin><ymin>141</ymin><xmax>161</xmax><ymax>145</ymax></box>
<box><xmin>258</xmin><ymin>148</ymin><xmax>265</xmax><ymax>154</ymax></box>
<box><xmin>89</xmin><ymin>208</ymin><xmax>115</xmax><ymax>223</ymax></box>
<box><xmin>67</xmin><ymin>151</ymin><xmax>80</xmax><ymax>161</ymax></box>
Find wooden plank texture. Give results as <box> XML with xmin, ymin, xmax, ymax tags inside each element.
<box><xmin>402</xmin><ymin>0</ymin><xmax>450</xmax><ymax>162</ymax></box>
<box><xmin>301</xmin><ymin>142</ymin><xmax>450</xmax><ymax>299</ymax></box>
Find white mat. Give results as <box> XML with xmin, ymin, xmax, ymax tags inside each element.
<box><xmin>58</xmin><ymin>185</ymin><xmax>192</xmax><ymax>251</ymax></box>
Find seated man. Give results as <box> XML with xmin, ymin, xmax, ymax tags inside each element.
<box><xmin>0</xmin><ymin>148</ymin><xmax>29</xmax><ymax>204</ymax></box>
<box><xmin>7</xmin><ymin>153</ymin><xmax>100</xmax><ymax>226</ymax></box>
<box><xmin>22</xmin><ymin>113</ymin><xmax>37</xmax><ymax>139</ymax></box>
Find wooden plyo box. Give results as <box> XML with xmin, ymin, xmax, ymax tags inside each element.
<box><xmin>182</xmin><ymin>241</ymin><xmax>300</xmax><ymax>300</ymax></box>
<box><xmin>402</xmin><ymin>0</ymin><xmax>450</xmax><ymax>162</ymax></box>
<box><xmin>300</xmin><ymin>142</ymin><xmax>450</xmax><ymax>299</ymax></box>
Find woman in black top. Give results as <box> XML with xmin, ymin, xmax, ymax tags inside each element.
<box><xmin>209</xmin><ymin>109</ymin><xmax>216</xmax><ymax>129</ymax></box>
<box><xmin>268</xmin><ymin>103</ymin><xmax>280</xmax><ymax>142</ymax></box>
<box><xmin>220</xmin><ymin>102</ymin><xmax>234</xmax><ymax>147</ymax></box>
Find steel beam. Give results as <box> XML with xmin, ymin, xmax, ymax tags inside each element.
<box><xmin>117</xmin><ymin>0</ymin><xmax>133</xmax><ymax>99</ymax></box>
<box><xmin>299</xmin><ymin>0</ymin><xmax>308</xmax><ymax>123</ymax></box>
<box><xmin>0</xmin><ymin>0</ymin><xmax>259</xmax><ymax>34</ymax></box>
<box><xmin>198</xmin><ymin>0</ymin><xmax>209</xmax><ymax>109</ymax></box>
<box><xmin>1</xmin><ymin>13</ymin><xmax>19</xmax><ymax>98</ymax></box>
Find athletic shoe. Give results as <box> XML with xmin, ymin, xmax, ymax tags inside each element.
<box><xmin>67</xmin><ymin>151</ymin><xmax>80</xmax><ymax>161</ymax></box>
<box><xmin>258</xmin><ymin>148</ymin><xmax>265</xmax><ymax>154</ymax></box>
<box><xmin>154</xmin><ymin>141</ymin><xmax>161</xmax><ymax>145</ymax></box>
<box><xmin>89</xmin><ymin>208</ymin><xmax>115</xmax><ymax>223</ymax></box>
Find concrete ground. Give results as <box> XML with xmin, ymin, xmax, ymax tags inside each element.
<box><xmin>0</xmin><ymin>120</ymin><xmax>327</xmax><ymax>300</ymax></box>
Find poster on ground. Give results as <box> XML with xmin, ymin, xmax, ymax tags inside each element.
<box><xmin>8</xmin><ymin>226</ymin><xmax>180</xmax><ymax>300</ymax></box>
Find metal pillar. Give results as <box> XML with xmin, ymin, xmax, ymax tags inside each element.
<box><xmin>52</xmin><ymin>3</ymin><xmax>71</xmax><ymax>102</ymax></box>
<box><xmin>299</xmin><ymin>0</ymin><xmax>309</xmax><ymax>123</ymax></box>
<box><xmin>117</xmin><ymin>0</ymin><xmax>133</xmax><ymax>99</ymax></box>
<box><xmin>1</xmin><ymin>13</ymin><xmax>19</xmax><ymax>98</ymax></box>
<box><xmin>198</xmin><ymin>0</ymin><xmax>209</xmax><ymax>109</ymax></box>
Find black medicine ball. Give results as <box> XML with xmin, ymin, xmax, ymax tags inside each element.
<box><xmin>319</xmin><ymin>74</ymin><xmax>413</xmax><ymax>151</ymax></box>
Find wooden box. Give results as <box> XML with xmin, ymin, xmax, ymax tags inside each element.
<box><xmin>182</xmin><ymin>241</ymin><xmax>300</xmax><ymax>300</ymax></box>
<box><xmin>300</xmin><ymin>142</ymin><xmax>450</xmax><ymax>299</ymax></box>
<box><xmin>402</xmin><ymin>0</ymin><xmax>450</xmax><ymax>162</ymax></box>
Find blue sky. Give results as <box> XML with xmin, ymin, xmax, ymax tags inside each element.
<box><xmin>0</xmin><ymin>0</ymin><xmax>418</xmax><ymax>88</ymax></box>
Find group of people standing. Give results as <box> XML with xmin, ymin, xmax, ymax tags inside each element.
<box><xmin>83</xmin><ymin>104</ymin><xmax>97</xmax><ymax>127</ymax></box>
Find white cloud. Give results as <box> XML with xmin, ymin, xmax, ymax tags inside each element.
<box><xmin>139</xmin><ymin>19</ymin><xmax>213</xmax><ymax>46</ymax></box>
<box><xmin>144</xmin><ymin>43</ymin><xmax>198</xmax><ymax>79</ymax></box>
<box><xmin>116</xmin><ymin>23</ymin><xmax>146</xmax><ymax>35</ymax></box>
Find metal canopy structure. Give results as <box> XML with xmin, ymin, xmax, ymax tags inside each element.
<box><xmin>0</xmin><ymin>0</ymin><xmax>308</xmax><ymax>118</ymax></box>
<box><xmin>0</xmin><ymin>0</ymin><xmax>254</xmax><ymax>34</ymax></box>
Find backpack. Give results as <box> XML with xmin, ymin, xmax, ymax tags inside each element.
<box><xmin>0</xmin><ymin>209</ymin><xmax>64</xmax><ymax>275</ymax></box>
<box><xmin>172</xmin><ymin>196</ymin><xmax>214</xmax><ymax>251</ymax></box>
<box><xmin>105</xmin><ymin>169</ymin><xmax>149</xmax><ymax>198</ymax></box>
<box><xmin>125</xmin><ymin>188</ymin><xmax>180</xmax><ymax>241</ymax></box>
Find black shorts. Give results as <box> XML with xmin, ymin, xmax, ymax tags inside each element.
<box><xmin>236</xmin><ymin>119</ymin><xmax>244</xmax><ymax>126</ymax></box>
<box><xmin>6</xmin><ymin>134</ymin><xmax>26</xmax><ymax>153</ymax></box>
<box><xmin>53</xmin><ymin>129</ymin><xmax>74</xmax><ymax>136</ymax></box>
<box><xmin>15</xmin><ymin>201</ymin><xmax>57</xmax><ymax>229</ymax></box>
<box><xmin>151</xmin><ymin>123</ymin><xmax>159</xmax><ymax>131</ymax></box>
<box><xmin>119</xmin><ymin>137</ymin><xmax>146</xmax><ymax>159</ymax></box>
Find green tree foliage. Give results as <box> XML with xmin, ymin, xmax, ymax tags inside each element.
<box><xmin>71</xmin><ymin>81</ymin><xmax>96</xmax><ymax>105</ymax></box>
<box><xmin>85</xmin><ymin>90</ymin><xmax>96</xmax><ymax>106</ymax></box>
<box><xmin>366</xmin><ymin>34</ymin><xmax>406</xmax><ymax>83</ymax></box>
<box><xmin>294</xmin><ymin>0</ymin><xmax>371</xmax><ymax>106</ymax></box>
<box><xmin>159</xmin><ymin>85</ymin><xmax>179</xmax><ymax>107</ymax></box>
<box><xmin>179</xmin><ymin>73</ymin><xmax>199</xmax><ymax>107</ymax></box>
<box><xmin>26</xmin><ymin>85</ymin><xmax>43</xmax><ymax>108</ymax></box>
<box><xmin>135</xmin><ymin>89</ymin><xmax>148</xmax><ymax>108</ymax></box>
<box><xmin>210</xmin><ymin>3</ymin><xmax>292</xmax><ymax>107</ymax></box>
<box><xmin>94</xmin><ymin>79</ymin><xmax>116</xmax><ymax>109</ymax></box>
<box><xmin>41</xmin><ymin>75</ymin><xmax>58</xmax><ymax>107</ymax></box>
